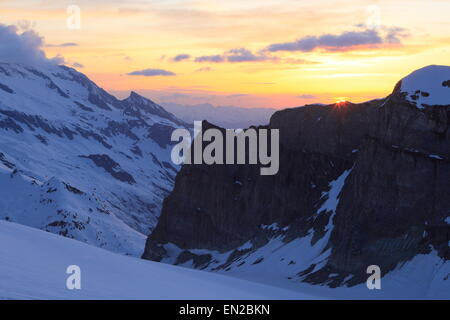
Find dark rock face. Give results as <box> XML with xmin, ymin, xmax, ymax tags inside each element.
<box><xmin>0</xmin><ymin>82</ymin><xmax>14</xmax><ymax>94</ymax></box>
<box><xmin>0</xmin><ymin>152</ymin><xmax>15</xmax><ymax>169</ymax></box>
<box><xmin>142</xmin><ymin>86</ymin><xmax>449</xmax><ymax>285</ymax></box>
<box><xmin>314</xmin><ymin>87</ymin><xmax>450</xmax><ymax>284</ymax></box>
<box><xmin>80</xmin><ymin>154</ymin><xmax>136</xmax><ymax>184</ymax></box>
<box><xmin>143</xmin><ymin>100</ymin><xmax>379</xmax><ymax>259</ymax></box>
<box><xmin>147</xmin><ymin>123</ymin><xmax>176</xmax><ymax>148</ymax></box>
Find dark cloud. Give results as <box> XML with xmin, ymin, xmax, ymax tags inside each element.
<box><xmin>225</xmin><ymin>48</ymin><xmax>273</xmax><ymax>62</ymax></box>
<box><xmin>171</xmin><ymin>54</ymin><xmax>191</xmax><ymax>62</ymax></box>
<box><xmin>296</xmin><ymin>94</ymin><xmax>316</xmax><ymax>99</ymax></box>
<box><xmin>384</xmin><ymin>27</ymin><xmax>409</xmax><ymax>44</ymax></box>
<box><xmin>0</xmin><ymin>24</ymin><xmax>64</xmax><ymax>66</ymax></box>
<box><xmin>45</xmin><ymin>42</ymin><xmax>79</xmax><ymax>47</ymax></box>
<box><xmin>266</xmin><ymin>27</ymin><xmax>406</xmax><ymax>52</ymax></box>
<box><xmin>127</xmin><ymin>68</ymin><xmax>176</xmax><ymax>76</ymax></box>
<box><xmin>195</xmin><ymin>54</ymin><xmax>225</xmax><ymax>63</ymax></box>
<box><xmin>195</xmin><ymin>48</ymin><xmax>275</xmax><ymax>63</ymax></box>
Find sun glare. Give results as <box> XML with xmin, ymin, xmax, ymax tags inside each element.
<box><xmin>335</xmin><ymin>98</ymin><xmax>348</xmax><ymax>106</ymax></box>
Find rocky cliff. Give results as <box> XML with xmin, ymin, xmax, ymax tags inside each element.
<box><xmin>142</xmin><ymin>66</ymin><xmax>449</xmax><ymax>290</ymax></box>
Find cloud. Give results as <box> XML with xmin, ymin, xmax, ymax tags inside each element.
<box><xmin>296</xmin><ymin>94</ymin><xmax>316</xmax><ymax>99</ymax></box>
<box><xmin>384</xmin><ymin>27</ymin><xmax>409</xmax><ymax>44</ymax></box>
<box><xmin>126</xmin><ymin>68</ymin><xmax>176</xmax><ymax>76</ymax></box>
<box><xmin>266</xmin><ymin>27</ymin><xmax>407</xmax><ymax>52</ymax></box>
<box><xmin>72</xmin><ymin>62</ymin><xmax>84</xmax><ymax>68</ymax></box>
<box><xmin>283</xmin><ymin>58</ymin><xmax>320</xmax><ymax>65</ymax></box>
<box><xmin>117</xmin><ymin>8</ymin><xmax>146</xmax><ymax>15</ymax></box>
<box><xmin>225</xmin><ymin>48</ymin><xmax>269</xmax><ymax>62</ymax></box>
<box><xmin>45</xmin><ymin>42</ymin><xmax>79</xmax><ymax>47</ymax></box>
<box><xmin>195</xmin><ymin>54</ymin><xmax>225</xmax><ymax>63</ymax></box>
<box><xmin>226</xmin><ymin>94</ymin><xmax>249</xmax><ymax>98</ymax></box>
<box><xmin>16</xmin><ymin>20</ymin><xmax>37</xmax><ymax>32</ymax></box>
<box><xmin>195</xmin><ymin>67</ymin><xmax>212</xmax><ymax>72</ymax></box>
<box><xmin>171</xmin><ymin>54</ymin><xmax>191</xmax><ymax>62</ymax></box>
<box><xmin>0</xmin><ymin>24</ymin><xmax>64</xmax><ymax>67</ymax></box>
<box><xmin>195</xmin><ymin>48</ymin><xmax>275</xmax><ymax>63</ymax></box>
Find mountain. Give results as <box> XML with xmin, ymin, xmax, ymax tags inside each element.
<box><xmin>161</xmin><ymin>102</ymin><xmax>276</xmax><ymax>129</ymax></box>
<box><xmin>142</xmin><ymin>65</ymin><xmax>450</xmax><ymax>297</ymax></box>
<box><xmin>0</xmin><ymin>62</ymin><xmax>187</xmax><ymax>256</ymax></box>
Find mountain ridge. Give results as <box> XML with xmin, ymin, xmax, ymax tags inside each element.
<box><xmin>0</xmin><ymin>62</ymin><xmax>187</xmax><ymax>256</ymax></box>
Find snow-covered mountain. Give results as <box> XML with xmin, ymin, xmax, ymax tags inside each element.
<box><xmin>0</xmin><ymin>62</ymin><xmax>187</xmax><ymax>256</ymax></box>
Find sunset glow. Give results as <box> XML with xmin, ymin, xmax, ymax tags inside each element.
<box><xmin>1</xmin><ymin>0</ymin><xmax>449</xmax><ymax>108</ymax></box>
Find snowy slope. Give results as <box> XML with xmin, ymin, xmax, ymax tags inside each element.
<box><xmin>2</xmin><ymin>220</ymin><xmax>446</xmax><ymax>300</ymax></box>
<box><xmin>0</xmin><ymin>63</ymin><xmax>187</xmax><ymax>256</ymax></box>
<box><xmin>159</xmin><ymin>229</ymin><xmax>449</xmax><ymax>299</ymax></box>
<box><xmin>156</xmin><ymin>169</ymin><xmax>449</xmax><ymax>299</ymax></box>
<box><xmin>0</xmin><ymin>220</ymin><xmax>315</xmax><ymax>300</ymax></box>
<box><xmin>400</xmin><ymin>65</ymin><xmax>450</xmax><ymax>109</ymax></box>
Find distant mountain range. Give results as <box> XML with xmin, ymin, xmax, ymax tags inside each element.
<box><xmin>161</xmin><ymin>102</ymin><xmax>276</xmax><ymax>129</ymax></box>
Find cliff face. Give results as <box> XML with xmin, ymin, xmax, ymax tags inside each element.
<box><xmin>142</xmin><ymin>66</ymin><xmax>449</xmax><ymax>289</ymax></box>
<box><xmin>143</xmin><ymin>100</ymin><xmax>380</xmax><ymax>261</ymax></box>
<box><xmin>317</xmin><ymin>85</ymin><xmax>450</xmax><ymax>284</ymax></box>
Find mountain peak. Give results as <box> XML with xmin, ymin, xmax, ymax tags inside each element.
<box><xmin>122</xmin><ymin>91</ymin><xmax>186</xmax><ymax>125</ymax></box>
<box><xmin>125</xmin><ymin>91</ymin><xmax>156</xmax><ymax>105</ymax></box>
<box><xmin>400</xmin><ymin>65</ymin><xmax>450</xmax><ymax>109</ymax></box>
<box><xmin>128</xmin><ymin>91</ymin><xmax>141</xmax><ymax>99</ymax></box>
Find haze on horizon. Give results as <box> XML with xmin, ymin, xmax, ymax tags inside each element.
<box><xmin>1</xmin><ymin>0</ymin><xmax>449</xmax><ymax>109</ymax></box>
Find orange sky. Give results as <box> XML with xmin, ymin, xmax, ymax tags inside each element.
<box><xmin>1</xmin><ymin>0</ymin><xmax>450</xmax><ymax>108</ymax></box>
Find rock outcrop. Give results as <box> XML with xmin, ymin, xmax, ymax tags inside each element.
<box><xmin>143</xmin><ymin>100</ymin><xmax>380</xmax><ymax>262</ymax></box>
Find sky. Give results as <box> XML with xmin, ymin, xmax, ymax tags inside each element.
<box><xmin>0</xmin><ymin>0</ymin><xmax>449</xmax><ymax>108</ymax></box>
